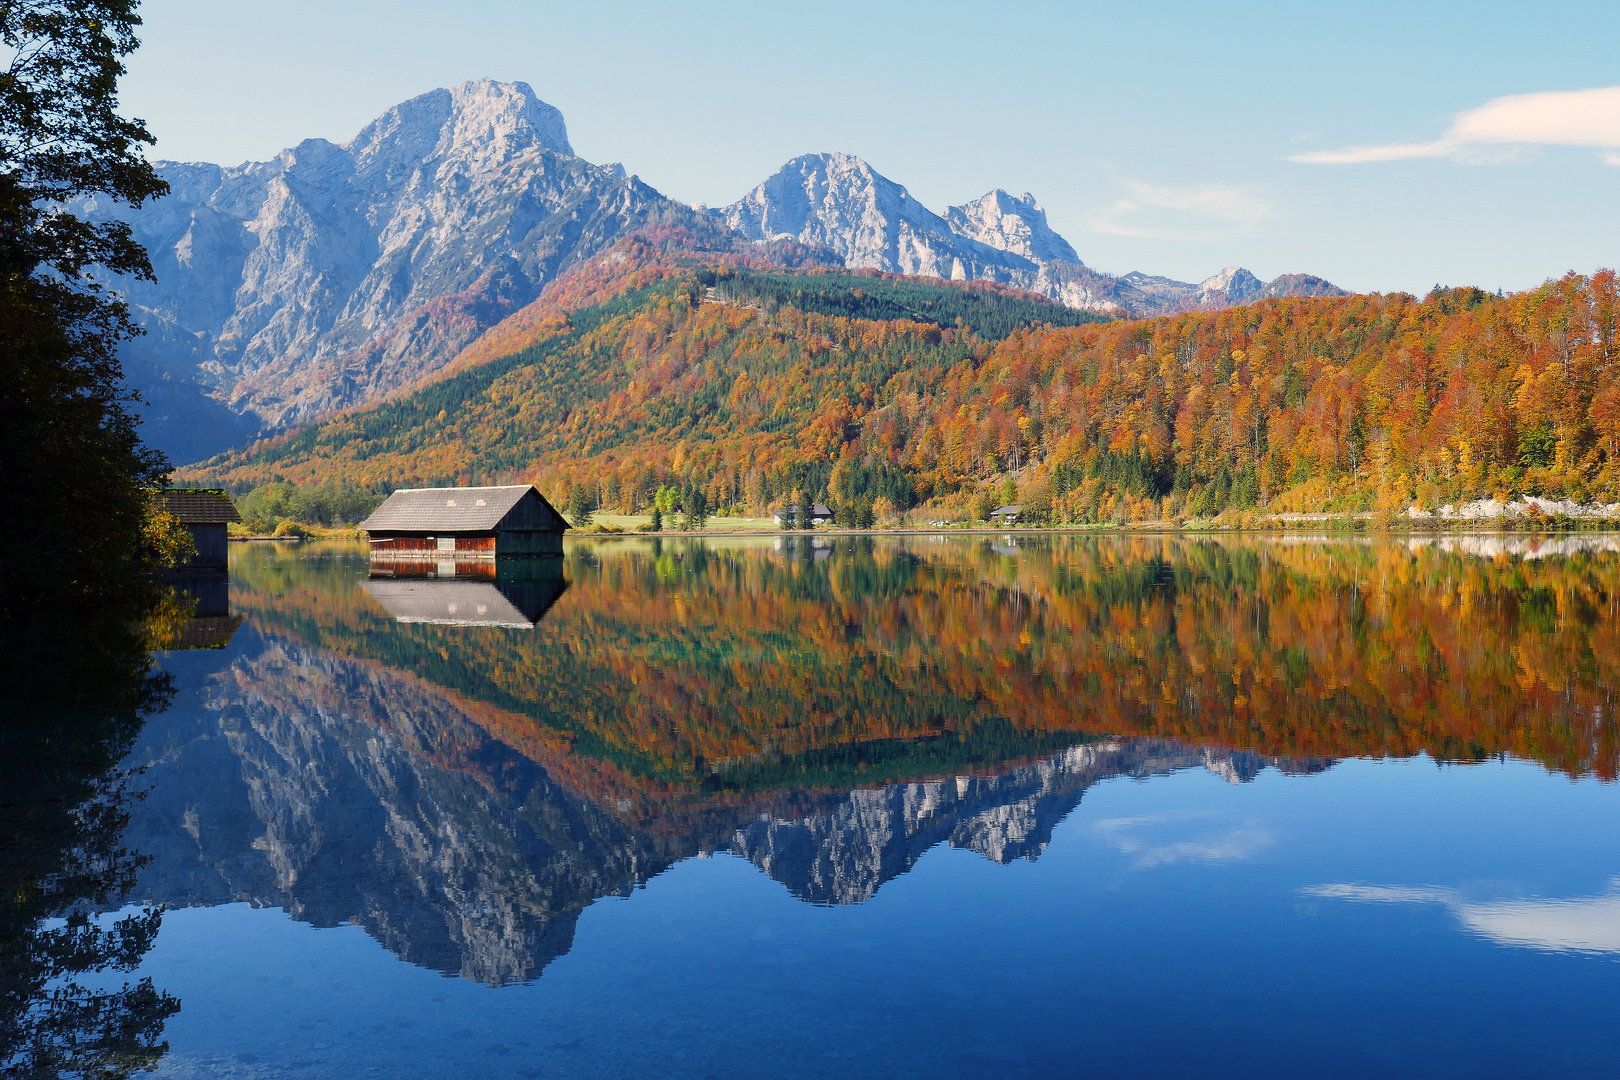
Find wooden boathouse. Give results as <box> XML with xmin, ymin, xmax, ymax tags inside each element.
<box><xmin>361</xmin><ymin>484</ymin><xmax>568</xmax><ymax>558</ymax></box>
<box><xmin>155</xmin><ymin>488</ymin><xmax>241</xmax><ymax>570</ymax></box>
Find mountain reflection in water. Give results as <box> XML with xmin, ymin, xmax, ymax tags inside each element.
<box><xmin>120</xmin><ymin>534</ymin><xmax>1620</xmax><ymax>987</ymax></box>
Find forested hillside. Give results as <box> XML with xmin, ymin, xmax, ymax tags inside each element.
<box><xmin>700</xmin><ymin>267</ymin><xmax>1110</xmax><ymax>340</ymax></box>
<box><xmin>182</xmin><ymin>233</ymin><xmax>1620</xmax><ymax>524</ymax></box>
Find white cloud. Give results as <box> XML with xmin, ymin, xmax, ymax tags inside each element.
<box><xmin>1090</xmin><ymin>180</ymin><xmax>1273</xmax><ymax>240</ymax></box>
<box><xmin>1292</xmin><ymin>85</ymin><xmax>1620</xmax><ymax>166</ymax></box>
<box><xmin>1304</xmin><ymin>880</ymin><xmax>1620</xmax><ymax>954</ymax></box>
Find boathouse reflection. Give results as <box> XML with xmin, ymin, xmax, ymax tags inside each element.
<box><xmin>364</xmin><ymin>557</ymin><xmax>569</xmax><ymax>628</ymax></box>
<box><xmin>157</xmin><ymin>570</ymin><xmax>243</xmax><ymax>649</ymax></box>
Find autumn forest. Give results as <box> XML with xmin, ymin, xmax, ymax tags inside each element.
<box><xmin>183</xmin><ymin>230</ymin><xmax>1620</xmax><ymax>526</ymax></box>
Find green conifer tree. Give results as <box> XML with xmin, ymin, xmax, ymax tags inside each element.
<box><xmin>566</xmin><ymin>484</ymin><xmax>593</xmax><ymax>527</ymax></box>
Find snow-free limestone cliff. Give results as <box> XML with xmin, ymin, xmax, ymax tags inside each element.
<box><xmin>87</xmin><ymin>79</ymin><xmax>703</xmax><ymax>463</ymax></box>
<box><xmin>717</xmin><ymin>152</ymin><xmax>1035</xmax><ymax>284</ymax></box>
<box><xmin>715</xmin><ymin>154</ymin><xmax>1345</xmax><ymax>320</ymax></box>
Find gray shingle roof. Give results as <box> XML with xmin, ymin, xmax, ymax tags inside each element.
<box><xmin>156</xmin><ymin>489</ymin><xmax>242</xmax><ymax>524</ymax></box>
<box><xmin>991</xmin><ymin>504</ymin><xmax>1023</xmax><ymax>516</ymax></box>
<box><xmin>361</xmin><ymin>485</ymin><xmax>544</xmax><ymax>533</ymax></box>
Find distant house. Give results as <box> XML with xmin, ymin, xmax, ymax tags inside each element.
<box><xmin>990</xmin><ymin>503</ymin><xmax>1023</xmax><ymax>524</ymax></box>
<box><xmin>361</xmin><ymin>485</ymin><xmax>568</xmax><ymax>558</ymax></box>
<box><xmin>155</xmin><ymin>488</ymin><xmax>241</xmax><ymax>570</ymax></box>
<box><xmin>772</xmin><ymin>503</ymin><xmax>833</xmax><ymax>527</ymax></box>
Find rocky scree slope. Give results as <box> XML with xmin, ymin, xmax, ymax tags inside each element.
<box><xmin>714</xmin><ymin>152</ymin><xmax>1344</xmax><ymax>318</ymax></box>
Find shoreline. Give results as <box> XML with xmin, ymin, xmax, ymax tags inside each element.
<box><xmin>568</xmin><ymin>519</ymin><xmax>1620</xmax><ymax>539</ymax></box>
<box><xmin>229</xmin><ymin>520</ymin><xmax>1620</xmax><ymax>543</ymax></box>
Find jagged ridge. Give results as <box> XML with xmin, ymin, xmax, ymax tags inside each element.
<box><xmin>711</xmin><ymin>152</ymin><xmax>1345</xmax><ymax>317</ymax></box>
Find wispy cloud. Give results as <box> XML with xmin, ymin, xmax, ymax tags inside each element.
<box><xmin>1090</xmin><ymin>180</ymin><xmax>1273</xmax><ymax>240</ymax></box>
<box><xmin>1304</xmin><ymin>880</ymin><xmax>1620</xmax><ymax>954</ymax></box>
<box><xmin>1292</xmin><ymin>85</ymin><xmax>1620</xmax><ymax>166</ymax></box>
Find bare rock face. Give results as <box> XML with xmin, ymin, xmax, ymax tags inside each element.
<box><xmin>944</xmin><ymin>189</ymin><xmax>1081</xmax><ymax>265</ymax></box>
<box><xmin>87</xmin><ymin>79</ymin><xmax>1350</xmax><ymax>465</ymax></box>
<box><xmin>92</xmin><ymin>79</ymin><xmax>1348</xmax><ymax>465</ymax></box>
<box><xmin>87</xmin><ymin>79</ymin><xmax>698</xmax><ymax>462</ymax></box>
<box><xmin>717</xmin><ymin>156</ymin><xmax>1347</xmax><ymax>318</ymax></box>
<box><xmin>717</xmin><ymin>153</ymin><xmax>1035</xmax><ymax>283</ymax></box>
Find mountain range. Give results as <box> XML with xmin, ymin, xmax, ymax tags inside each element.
<box><xmin>712</xmin><ymin>153</ymin><xmax>1341</xmax><ymax>317</ymax></box>
<box><xmin>88</xmin><ymin>79</ymin><xmax>1345</xmax><ymax>466</ymax></box>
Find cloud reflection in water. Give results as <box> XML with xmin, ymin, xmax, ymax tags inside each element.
<box><xmin>1093</xmin><ymin>811</ymin><xmax>1275</xmax><ymax>870</ymax></box>
<box><xmin>1303</xmin><ymin>881</ymin><xmax>1620</xmax><ymax>954</ymax></box>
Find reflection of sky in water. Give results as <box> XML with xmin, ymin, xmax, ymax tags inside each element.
<box><xmin>105</xmin><ymin>758</ymin><xmax>1620</xmax><ymax>1079</ymax></box>
<box><xmin>1091</xmin><ymin>810</ymin><xmax>1275</xmax><ymax>869</ymax></box>
<box><xmin>1305</xmin><ymin>882</ymin><xmax>1620</xmax><ymax>954</ymax></box>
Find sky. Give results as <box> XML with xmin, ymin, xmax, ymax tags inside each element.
<box><xmin>121</xmin><ymin>0</ymin><xmax>1620</xmax><ymax>295</ymax></box>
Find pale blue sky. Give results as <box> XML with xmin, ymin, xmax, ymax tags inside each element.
<box><xmin>123</xmin><ymin>0</ymin><xmax>1620</xmax><ymax>294</ymax></box>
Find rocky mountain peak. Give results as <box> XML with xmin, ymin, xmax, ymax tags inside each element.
<box><xmin>343</xmin><ymin>78</ymin><xmax>573</xmax><ymax>169</ymax></box>
<box><xmin>97</xmin><ymin>78</ymin><xmax>1349</xmax><ymax>467</ymax></box>
<box><xmin>717</xmin><ymin>153</ymin><xmax>1038</xmax><ymax>284</ymax></box>
<box><xmin>719</xmin><ymin>151</ymin><xmax>947</xmax><ymax>268</ymax></box>
<box><xmin>945</xmin><ymin>188</ymin><xmax>1082</xmax><ymax>265</ymax></box>
<box><xmin>1196</xmin><ymin>266</ymin><xmax>1262</xmax><ymax>300</ymax></box>
<box><xmin>90</xmin><ymin>78</ymin><xmax>703</xmax><ymax>463</ymax></box>
<box><xmin>720</xmin><ymin>157</ymin><xmax>1344</xmax><ymax>321</ymax></box>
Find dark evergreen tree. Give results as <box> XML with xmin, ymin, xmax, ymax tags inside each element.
<box><xmin>566</xmin><ymin>483</ymin><xmax>594</xmax><ymax>527</ymax></box>
<box><xmin>2</xmin><ymin>0</ymin><xmax>171</xmax><ymax>617</ymax></box>
<box><xmin>685</xmin><ymin>487</ymin><xmax>709</xmax><ymax>531</ymax></box>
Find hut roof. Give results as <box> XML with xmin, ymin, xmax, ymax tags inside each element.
<box><xmin>156</xmin><ymin>489</ymin><xmax>242</xmax><ymax>524</ymax></box>
<box><xmin>991</xmin><ymin>504</ymin><xmax>1023</xmax><ymax>516</ymax></box>
<box><xmin>361</xmin><ymin>485</ymin><xmax>561</xmax><ymax>533</ymax></box>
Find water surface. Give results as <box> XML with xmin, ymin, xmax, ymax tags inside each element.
<box><xmin>81</xmin><ymin>536</ymin><xmax>1620</xmax><ymax>1075</ymax></box>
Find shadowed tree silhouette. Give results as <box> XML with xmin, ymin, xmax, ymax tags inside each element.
<box><xmin>2</xmin><ymin>0</ymin><xmax>172</xmax><ymax>620</ymax></box>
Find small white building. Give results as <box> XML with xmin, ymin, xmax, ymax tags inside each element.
<box><xmin>773</xmin><ymin>503</ymin><xmax>833</xmax><ymax>527</ymax></box>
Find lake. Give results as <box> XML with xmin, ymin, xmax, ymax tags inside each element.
<box><xmin>35</xmin><ymin>534</ymin><xmax>1620</xmax><ymax>1076</ymax></box>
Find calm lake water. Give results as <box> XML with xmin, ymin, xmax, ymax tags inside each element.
<box><xmin>78</xmin><ymin>536</ymin><xmax>1620</xmax><ymax>1075</ymax></box>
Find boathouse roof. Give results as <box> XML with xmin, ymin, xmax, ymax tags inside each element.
<box><xmin>361</xmin><ymin>485</ymin><xmax>566</xmax><ymax>533</ymax></box>
<box><xmin>156</xmin><ymin>488</ymin><xmax>242</xmax><ymax>524</ymax></box>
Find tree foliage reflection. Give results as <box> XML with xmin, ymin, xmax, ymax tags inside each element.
<box><xmin>1</xmin><ymin>601</ymin><xmax>181</xmax><ymax>1077</ymax></box>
